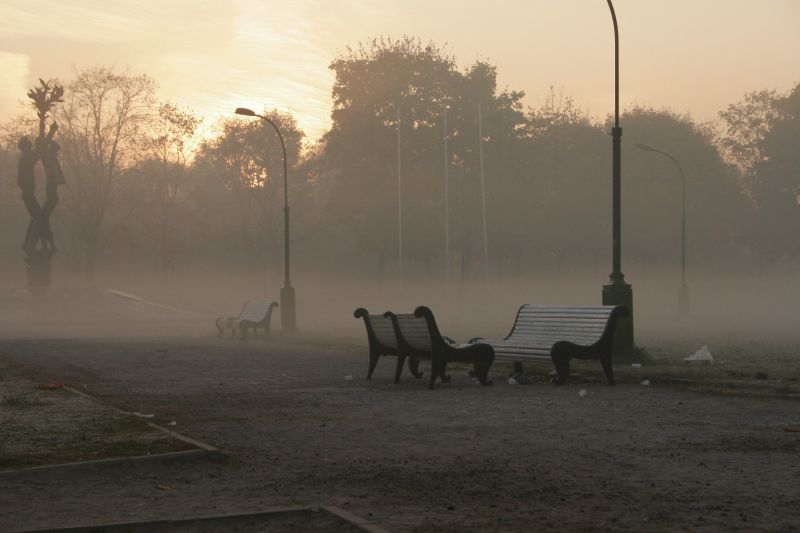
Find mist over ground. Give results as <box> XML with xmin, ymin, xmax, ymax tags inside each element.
<box><xmin>2</xmin><ymin>259</ymin><xmax>798</xmax><ymax>349</ymax></box>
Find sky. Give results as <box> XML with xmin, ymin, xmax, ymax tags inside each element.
<box><xmin>0</xmin><ymin>0</ymin><xmax>798</xmax><ymax>141</ymax></box>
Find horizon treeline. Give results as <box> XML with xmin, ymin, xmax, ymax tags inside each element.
<box><xmin>1</xmin><ymin>37</ymin><xmax>798</xmax><ymax>283</ymax></box>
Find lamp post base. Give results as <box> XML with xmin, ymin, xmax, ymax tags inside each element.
<box><xmin>677</xmin><ymin>284</ymin><xmax>690</xmax><ymax>317</ymax></box>
<box><xmin>602</xmin><ymin>276</ymin><xmax>634</xmax><ymax>357</ymax></box>
<box><xmin>280</xmin><ymin>284</ymin><xmax>297</xmax><ymax>333</ymax></box>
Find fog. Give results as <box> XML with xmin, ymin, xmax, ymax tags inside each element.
<box><xmin>3</xmin><ymin>256</ymin><xmax>799</xmax><ymax>349</ymax></box>
<box><xmin>1</xmin><ymin>40</ymin><xmax>799</xmax><ymax>356</ymax></box>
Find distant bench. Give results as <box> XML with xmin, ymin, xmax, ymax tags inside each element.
<box><xmin>354</xmin><ymin>308</ymin><xmax>423</xmax><ymax>383</ymax></box>
<box><xmin>471</xmin><ymin>305</ymin><xmax>628</xmax><ymax>385</ymax></box>
<box><xmin>216</xmin><ymin>300</ymin><xmax>278</xmax><ymax>339</ymax></box>
<box><xmin>386</xmin><ymin>306</ymin><xmax>494</xmax><ymax>390</ymax></box>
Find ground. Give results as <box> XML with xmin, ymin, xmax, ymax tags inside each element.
<box><xmin>0</xmin><ymin>334</ymin><xmax>799</xmax><ymax>532</ymax></box>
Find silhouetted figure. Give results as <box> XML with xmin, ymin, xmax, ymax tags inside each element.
<box><xmin>20</xmin><ymin>79</ymin><xmax>65</xmax><ymax>288</ymax></box>
<box><xmin>17</xmin><ymin>136</ymin><xmax>42</xmax><ymax>253</ymax></box>
<box><xmin>41</xmin><ymin>125</ymin><xmax>64</xmax><ymax>250</ymax></box>
<box><xmin>18</xmin><ymin>123</ymin><xmax>64</xmax><ymax>254</ymax></box>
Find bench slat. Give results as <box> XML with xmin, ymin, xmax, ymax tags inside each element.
<box><xmin>239</xmin><ymin>300</ymin><xmax>273</xmax><ymax>322</ymax></box>
<box><xmin>517</xmin><ymin>305</ymin><xmax>614</xmax><ymax>313</ymax></box>
<box><xmin>514</xmin><ymin>316</ymin><xmax>611</xmax><ymax>324</ymax></box>
<box><xmin>514</xmin><ymin>323</ymin><xmax>608</xmax><ymax>329</ymax></box>
<box><xmin>473</xmin><ymin>304</ymin><xmax>624</xmax><ymax>385</ymax></box>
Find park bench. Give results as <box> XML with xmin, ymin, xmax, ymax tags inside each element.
<box><xmin>386</xmin><ymin>306</ymin><xmax>494</xmax><ymax>390</ymax></box>
<box><xmin>471</xmin><ymin>304</ymin><xmax>628</xmax><ymax>385</ymax></box>
<box><xmin>354</xmin><ymin>308</ymin><xmax>423</xmax><ymax>382</ymax></box>
<box><xmin>216</xmin><ymin>300</ymin><xmax>278</xmax><ymax>339</ymax></box>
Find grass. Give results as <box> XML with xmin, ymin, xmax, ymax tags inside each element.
<box><xmin>496</xmin><ymin>332</ymin><xmax>800</xmax><ymax>397</ymax></box>
<box><xmin>0</xmin><ymin>357</ymin><xmax>195</xmax><ymax>470</ymax></box>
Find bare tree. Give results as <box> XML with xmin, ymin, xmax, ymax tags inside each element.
<box><xmin>54</xmin><ymin>67</ymin><xmax>157</xmax><ymax>280</ymax></box>
<box><xmin>137</xmin><ymin>103</ymin><xmax>201</xmax><ymax>279</ymax></box>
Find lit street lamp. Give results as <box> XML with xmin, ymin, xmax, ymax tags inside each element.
<box><xmin>635</xmin><ymin>143</ymin><xmax>690</xmax><ymax>316</ymax></box>
<box><xmin>601</xmin><ymin>0</ymin><xmax>634</xmax><ymax>355</ymax></box>
<box><xmin>235</xmin><ymin>107</ymin><xmax>296</xmax><ymax>332</ymax></box>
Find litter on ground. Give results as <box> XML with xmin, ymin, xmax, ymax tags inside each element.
<box><xmin>685</xmin><ymin>345</ymin><xmax>713</xmax><ymax>364</ymax></box>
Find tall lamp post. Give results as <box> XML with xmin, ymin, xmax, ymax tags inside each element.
<box><xmin>601</xmin><ymin>0</ymin><xmax>634</xmax><ymax>355</ymax></box>
<box><xmin>443</xmin><ymin>105</ymin><xmax>450</xmax><ymax>287</ymax></box>
<box><xmin>235</xmin><ymin>107</ymin><xmax>296</xmax><ymax>332</ymax></box>
<box><xmin>635</xmin><ymin>143</ymin><xmax>690</xmax><ymax>316</ymax></box>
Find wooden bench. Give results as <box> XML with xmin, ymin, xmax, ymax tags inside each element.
<box><xmin>471</xmin><ymin>305</ymin><xmax>628</xmax><ymax>385</ymax></box>
<box><xmin>354</xmin><ymin>308</ymin><xmax>423</xmax><ymax>382</ymax></box>
<box><xmin>386</xmin><ymin>306</ymin><xmax>494</xmax><ymax>390</ymax></box>
<box><xmin>216</xmin><ymin>300</ymin><xmax>278</xmax><ymax>339</ymax></box>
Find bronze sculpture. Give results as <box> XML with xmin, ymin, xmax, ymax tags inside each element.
<box><xmin>17</xmin><ymin>79</ymin><xmax>65</xmax><ymax>287</ymax></box>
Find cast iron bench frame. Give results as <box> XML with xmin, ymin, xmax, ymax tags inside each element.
<box><xmin>354</xmin><ymin>308</ymin><xmax>422</xmax><ymax>382</ymax></box>
<box><xmin>472</xmin><ymin>304</ymin><xmax>628</xmax><ymax>385</ymax></box>
<box><xmin>386</xmin><ymin>306</ymin><xmax>494</xmax><ymax>390</ymax></box>
<box><xmin>216</xmin><ymin>300</ymin><xmax>279</xmax><ymax>339</ymax></box>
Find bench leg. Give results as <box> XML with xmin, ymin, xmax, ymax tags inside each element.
<box><xmin>367</xmin><ymin>349</ymin><xmax>380</xmax><ymax>380</ymax></box>
<box><xmin>394</xmin><ymin>354</ymin><xmax>406</xmax><ymax>384</ymax></box>
<box><xmin>439</xmin><ymin>361</ymin><xmax>451</xmax><ymax>384</ymax></box>
<box><xmin>553</xmin><ymin>361</ymin><xmax>569</xmax><ymax>385</ymax></box>
<box><xmin>551</xmin><ymin>341</ymin><xmax>578</xmax><ymax>385</ymax></box>
<box><xmin>408</xmin><ymin>358</ymin><xmax>423</xmax><ymax>379</ymax></box>
<box><xmin>428</xmin><ymin>360</ymin><xmax>442</xmax><ymax>390</ymax></box>
<box><xmin>513</xmin><ymin>361</ymin><xmax>523</xmax><ymax>379</ymax></box>
<box><xmin>475</xmin><ymin>353</ymin><xmax>494</xmax><ymax>386</ymax></box>
<box><xmin>551</xmin><ymin>355</ymin><xmax>570</xmax><ymax>385</ymax></box>
<box><xmin>601</xmin><ymin>355</ymin><xmax>615</xmax><ymax>385</ymax></box>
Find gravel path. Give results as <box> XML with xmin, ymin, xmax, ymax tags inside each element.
<box><xmin>1</xmin><ymin>336</ymin><xmax>798</xmax><ymax>532</ymax></box>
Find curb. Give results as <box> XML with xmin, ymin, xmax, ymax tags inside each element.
<box><xmin>65</xmin><ymin>385</ymin><xmax>223</xmax><ymax>458</ymax></box>
<box><xmin>15</xmin><ymin>505</ymin><xmax>390</xmax><ymax>533</ymax></box>
<box><xmin>0</xmin><ymin>386</ymin><xmax>222</xmax><ymax>476</ymax></box>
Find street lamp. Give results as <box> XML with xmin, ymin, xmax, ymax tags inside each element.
<box><xmin>235</xmin><ymin>107</ymin><xmax>296</xmax><ymax>332</ymax></box>
<box><xmin>635</xmin><ymin>143</ymin><xmax>690</xmax><ymax>316</ymax></box>
<box><xmin>601</xmin><ymin>0</ymin><xmax>634</xmax><ymax>355</ymax></box>
<box><xmin>443</xmin><ymin>105</ymin><xmax>450</xmax><ymax>287</ymax></box>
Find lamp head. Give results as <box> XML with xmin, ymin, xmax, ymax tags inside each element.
<box><xmin>634</xmin><ymin>142</ymin><xmax>657</xmax><ymax>152</ymax></box>
<box><xmin>235</xmin><ymin>107</ymin><xmax>256</xmax><ymax>117</ymax></box>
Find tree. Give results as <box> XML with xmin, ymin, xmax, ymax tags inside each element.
<box><xmin>322</xmin><ymin>37</ymin><xmax>527</xmax><ymax>280</ymax></box>
<box><xmin>623</xmin><ymin>107</ymin><xmax>750</xmax><ymax>271</ymax></box>
<box><xmin>194</xmin><ymin>111</ymin><xmax>305</xmax><ymax>271</ymax></box>
<box><xmin>745</xmin><ymin>84</ymin><xmax>800</xmax><ymax>261</ymax></box>
<box><xmin>520</xmin><ymin>91</ymin><xmax>608</xmax><ymax>273</ymax></box>
<box><xmin>718</xmin><ymin>89</ymin><xmax>781</xmax><ymax>175</ymax></box>
<box><xmin>54</xmin><ymin>67</ymin><xmax>157</xmax><ymax>279</ymax></box>
<box><xmin>134</xmin><ymin>103</ymin><xmax>201</xmax><ymax>279</ymax></box>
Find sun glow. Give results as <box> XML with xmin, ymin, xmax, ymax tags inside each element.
<box><xmin>0</xmin><ymin>0</ymin><xmax>799</xmax><ymax>142</ymax></box>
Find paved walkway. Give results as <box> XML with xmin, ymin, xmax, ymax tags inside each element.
<box><xmin>1</xmin><ymin>336</ymin><xmax>799</xmax><ymax>532</ymax></box>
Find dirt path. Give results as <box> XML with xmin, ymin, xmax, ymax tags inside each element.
<box><xmin>1</xmin><ymin>336</ymin><xmax>799</xmax><ymax>532</ymax></box>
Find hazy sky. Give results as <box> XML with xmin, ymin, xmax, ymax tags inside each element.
<box><xmin>1</xmin><ymin>0</ymin><xmax>798</xmax><ymax>141</ymax></box>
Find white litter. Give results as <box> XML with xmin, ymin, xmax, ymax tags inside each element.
<box><xmin>631</xmin><ymin>363</ymin><xmax>642</xmax><ymax>369</ymax></box>
<box><xmin>133</xmin><ymin>412</ymin><xmax>155</xmax><ymax>418</ymax></box>
<box><xmin>685</xmin><ymin>345</ymin><xmax>713</xmax><ymax>364</ymax></box>
<box><xmin>343</xmin><ymin>374</ymin><xmax>354</xmax><ymax>381</ymax></box>
<box><xmin>640</xmin><ymin>380</ymin><xmax>650</xmax><ymax>386</ymax></box>
<box><xmin>167</xmin><ymin>421</ymin><xmax>177</xmax><ymax>426</ymax></box>
<box><xmin>507</xmin><ymin>377</ymin><xmax>519</xmax><ymax>385</ymax></box>
<box><xmin>578</xmin><ymin>389</ymin><xmax>588</xmax><ymax>397</ymax></box>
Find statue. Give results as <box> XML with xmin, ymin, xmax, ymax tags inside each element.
<box><xmin>18</xmin><ymin>79</ymin><xmax>65</xmax><ymax>287</ymax></box>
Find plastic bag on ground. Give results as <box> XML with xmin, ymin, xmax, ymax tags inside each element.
<box><xmin>685</xmin><ymin>345</ymin><xmax>713</xmax><ymax>364</ymax></box>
